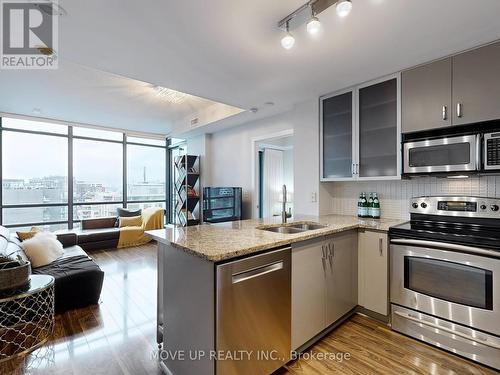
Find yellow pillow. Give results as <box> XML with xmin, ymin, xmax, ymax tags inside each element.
<box><xmin>17</xmin><ymin>227</ymin><xmax>42</xmax><ymax>241</ymax></box>
<box><xmin>119</xmin><ymin>215</ymin><xmax>142</xmax><ymax>228</ymax></box>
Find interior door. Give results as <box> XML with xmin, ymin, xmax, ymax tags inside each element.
<box><xmin>321</xmin><ymin>90</ymin><xmax>355</xmax><ymax>180</ymax></box>
<box><xmin>453</xmin><ymin>41</ymin><xmax>500</xmax><ymax>125</ymax></box>
<box><xmin>325</xmin><ymin>231</ymin><xmax>358</xmax><ymax>326</ymax></box>
<box><xmin>402</xmin><ymin>58</ymin><xmax>452</xmax><ymax>133</ymax></box>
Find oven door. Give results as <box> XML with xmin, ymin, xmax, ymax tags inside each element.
<box><xmin>390</xmin><ymin>238</ymin><xmax>500</xmax><ymax>336</ymax></box>
<box><xmin>403</xmin><ymin>134</ymin><xmax>479</xmax><ymax>174</ymax></box>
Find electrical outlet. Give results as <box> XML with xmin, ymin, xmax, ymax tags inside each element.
<box><xmin>310</xmin><ymin>192</ymin><xmax>317</xmax><ymax>203</ymax></box>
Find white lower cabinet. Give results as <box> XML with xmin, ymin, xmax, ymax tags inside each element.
<box><xmin>325</xmin><ymin>231</ymin><xmax>358</xmax><ymax>326</ymax></box>
<box><xmin>291</xmin><ymin>231</ymin><xmax>358</xmax><ymax>350</ymax></box>
<box><xmin>358</xmin><ymin>230</ymin><xmax>388</xmax><ymax>315</ymax></box>
<box><xmin>291</xmin><ymin>238</ymin><xmax>327</xmax><ymax>350</ymax></box>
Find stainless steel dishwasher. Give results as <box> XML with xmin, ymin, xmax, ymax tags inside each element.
<box><xmin>216</xmin><ymin>246</ymin><xmax>291</xmax><ymax>375</ymax></box>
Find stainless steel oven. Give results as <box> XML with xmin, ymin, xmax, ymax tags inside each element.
<box><xmin>390</xmin><ymin>196</ymin><xmax>500</xmax><ymax>369</ymax></box>
<box><xmin>391</xmin><ymin>240</ymin><xmax>499</xmax><ymax>335</ymax></box>
<box><xmin>403</xmin><ymin>134</ymin><xmax>480</xmax><ymax>174</ymax></box>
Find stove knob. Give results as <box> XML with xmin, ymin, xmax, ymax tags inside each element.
<box><xmin>480</xmin><ymin>204</ymin><xmax>487</xmax><ymax>210</ymax></box>
<box><xmin>421</xmin><ymin>202</ymin><xmax>427</xmax><ymax>209</ymax></box>
<box><xmin>412</xmin><ymin>203</ymin><xmax>419</xmax><ymax>209</ymax></box>
<box><xmin>491</xmin><ymin>205</ymin><xmax>499</xmax><ymax>212</ymax></box>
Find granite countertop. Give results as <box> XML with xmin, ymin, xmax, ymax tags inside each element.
<box><xmin>145</xmin><ymin>214</ymin><xmax>405</xmax><ymax>262</ymax></box>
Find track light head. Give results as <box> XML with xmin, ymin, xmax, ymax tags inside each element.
<box><xmin>336</xmin><ymin>0</ymin><xmax>352</xmax><ymax>17</ymax></box>
<box><xmin>281</xmin><ymin>33</ymin><xmax>295</xmax><ymax>50</ymax></box>
<box><xmin>306</xmin><ymin>16</ymin><xmax>321</xmax><ymax>35</ymax></box>
<box><xmin>281</xmin><ymin>22</ymin><xmax>295</xmax><ymax>50</ymax></box>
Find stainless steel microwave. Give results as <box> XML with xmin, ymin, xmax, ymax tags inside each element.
<box><xmin>484</xmin><ymin>132</ymin><xmax>500</xmax><ymax>170</ymax></box>
<box><xmin>403</xmin><ymin>134</ymin><xmax>480</xmax><ymax>174</ymax></box>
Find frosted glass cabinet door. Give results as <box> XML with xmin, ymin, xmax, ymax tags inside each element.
<box><xmin>322</xmin><ymin>91</ymin><xmax>353</xmax><ymax>179</ymax></box>
<box><xmin>358</xmin><ymin>78</ymin><xmax>398</xmax><ymax>178</ymax></box>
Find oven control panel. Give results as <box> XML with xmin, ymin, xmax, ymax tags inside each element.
<box><xmin>409</xmin><ymin>196</ymin><xmax>500</xmax><ymax>218</ymax></box>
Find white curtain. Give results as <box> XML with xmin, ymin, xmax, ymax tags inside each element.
<box><xmin>262</xmin><ymin>148</ymin><xmax>284</xmax><ymax>218</ymax></box>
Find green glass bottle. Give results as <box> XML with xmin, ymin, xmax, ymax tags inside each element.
<box><xmin>368</xmin><ymin>193</ymin><xmax>374</xmax><ymax>218</ymax></box>
<box><xmin>361</xmin><ymin>193</ymin><xmax>368</xmax><ymax>218</ymax></box>
<box><xmin>372</xmin><ymin>193</ymin><xmax>380</xmax><ymax>219</ymax></box>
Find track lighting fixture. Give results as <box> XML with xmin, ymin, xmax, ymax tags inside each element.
<box><xmin>306</xmin><ymin>5</ymin><xmax>321</xmax><ymax>35</ymax></box>
<box><xmin>280</xmin><ymin>22</ymin><xmax>295</xmax><ymax>50</ymax></box>
<box><xmin>336</xmin><ymin>0</ymin><xmax>352</xmax><ymax>17</ymax></box>
<box><xmin>278</xmin><ymin>0</ymin><xmax>353</xmax><ymax>49</ymax></box>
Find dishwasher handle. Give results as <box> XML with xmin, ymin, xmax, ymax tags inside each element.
<box><xmin>232</xmin><ymin>261</ymin><xmax>284</xmax><ymax>284</ymax></box>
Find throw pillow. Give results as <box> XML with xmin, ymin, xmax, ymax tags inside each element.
<box><xmin>16</xmin><ymin>227</ymin><xmax>42</xmax><ymax>241</ymax></box>
<box><xmin>21</xmin><ymin>232</ymin><xmax>64</xmax><ymax>268</ymax></box>
<box><xmin>119</xmin><ymin>215</ymin><xmax>143</xmax><ymax>228</ymax></box>
<box><xmin>117</xmin><ymin>207</ymin><xmax>142</xmax><ymax>217</ymax></box>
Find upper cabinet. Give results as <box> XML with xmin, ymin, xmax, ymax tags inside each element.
<box><xmin>321</xmin><ymin>89</ymin><xmax>355</xmax><ymax>180</ymax></box>
<box><xmin>452</xmin><ymin>42</ymin><xmax>500</xmax><ymax>126</ymax></box>
<box><xmin>402</xmin><ymin>58</ymin><xmax>452</xmax><ymax>133</ymax></box>
<box><xmin>402</xmin><ymin>41</ymin><xmax>500</xmax><ymax>133</ymax></box>
<box><xmin>321</xmin><ymin>74</ymin><xmax>401</xmax><ymax>181</ymax></box>
<box><xmin>358</xmin><ymin>78</ymin><xmax>399</xmax><ymax>178</ymax></box>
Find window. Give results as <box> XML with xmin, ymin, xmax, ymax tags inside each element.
<box><xmin>3</xmin><ymin>206</ymin><xmax>68</xmax><ymax>226</ymax></box>
<box><xmin>2</xmin><ymin>117</ymin><xmax>67</xmax><ymax>134</ymax></box>
<box><xmin>73</xmin><ymin>203</ymin><xmax>122</xmax><ymax>221</ymax></box>
<box><xmin>73</xmin><ymin>139</ymin><xmax>123</xmax><ymax>203</ymax></box>
<box><xmin>127</xmin><ymin>136</ymin><xmax>166</xmax><ymax>147</ymax></box>
<box><xmin>127</xmin><ymin>144</ymin><xmax>166</xmax><ymax>202</ymax></box>
<box><xmin>0</xmin><ymin>116</ymin><xmax>167</xmax><ymax>230</ymax></box>
<box><xmin>2</xmin><ymin>131</ymin><xmax>68</xmax><ymax>205</ymax></box>
<box><xmin>73</xmin><ymin>127</ymin><xmax>123</xmax><ymax>141</ymax></box>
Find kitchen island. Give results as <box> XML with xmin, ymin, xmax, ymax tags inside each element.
<box><xmin>146</xmin><ymin>214</ymin><xmax>402</xmax><ymax>375</ymax></box>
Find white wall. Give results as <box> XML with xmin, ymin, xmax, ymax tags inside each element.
<box><xmin>190</xmin><ymin>99</ymin><xmax>500</xmax><ymax>222</ymax></box>
<box><xmin>186</xmin><ymin>134</ymin><xmax>211</xmax><ymax>220</ymax></box>
<box><xmin>205</xmin><ymin>99</ymin><xmax>319</xmax><ymax>219</ymax></box>
<box><xmin>283</xmin><ymin>148</ymin><xmax>294</xmax><ymax>195</ymax></box>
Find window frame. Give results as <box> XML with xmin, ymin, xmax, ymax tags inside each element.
<box><xmin>0</xmin><ymin>116</ymin><xmax>167</xmax><ymax>230</ymax></box>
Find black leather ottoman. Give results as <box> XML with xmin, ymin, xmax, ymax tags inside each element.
<box><xmin>32</xmin><ymin>249</ymin><xmax>104</xmax><ymax>313</ymax></box>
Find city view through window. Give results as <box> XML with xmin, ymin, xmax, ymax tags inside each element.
<box><xmin>1</xmin><ymin>117</ymin><xmax>166</xmax><ymax>230</ymax></box>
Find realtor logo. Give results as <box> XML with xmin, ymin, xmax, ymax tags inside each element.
<box><xmin>0</xmin><ymin>0</ymin><xmax>59</xmax><ymax>69</ymax></box>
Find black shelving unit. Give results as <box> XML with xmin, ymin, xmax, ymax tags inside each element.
<box><xmin>174</xmin><ymin>154</ymin><xmax>200</xmax><ymax>226</ymax></box>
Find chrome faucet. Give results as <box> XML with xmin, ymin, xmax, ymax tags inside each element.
<box><xmin>282</xmin><ymin>184</ymin><xmax>287</xmax><ymax>224</ymax></box>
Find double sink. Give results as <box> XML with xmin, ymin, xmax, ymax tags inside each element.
<box><xmin>258</xmin><ymin>222</ymin><xmax>326</xmax><ymax>234</ymax></box>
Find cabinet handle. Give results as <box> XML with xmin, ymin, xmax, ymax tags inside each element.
<box><xmin>379</xmin><ymin>238</ymin><xmax>383</xmax><ymax>256</ymax></box>
<box><xmin>442</xmin><ymin>105</ymin><xmax>447</xmax><ymax>121</ymax></box>
<box><xmin>457</xmin><ymin>102</ymin><xmax>463</xmax><ymax>118</ymax></box>
<box><xmin>351</xmin><ymin>163</ymin><xmax>355</xmax><ymax>175</ymax></box>
<box><xmin>328</xmin><ymin>243</ymin><xmax>334</xmax><ymax>269</ymax></box>
<box><xmin>321</xmin><ymin>245</ymin><xmax>326</xmax><ymax>270</ymax></box>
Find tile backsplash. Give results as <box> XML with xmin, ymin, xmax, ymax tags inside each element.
<box><xmin>325</xmin><ymin>176</ymin><xmax>500</xmax><ymax>220</ymax></box>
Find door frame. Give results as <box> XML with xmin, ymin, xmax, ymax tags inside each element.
<box><xmin>251</xmin><ymin>129</ymin><xmax>294</xmax><ymax>219</ymax></box>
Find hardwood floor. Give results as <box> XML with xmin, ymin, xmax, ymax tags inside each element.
<box><xmin>1</xmin><ymin>243</ymin><xmax>497</xmax><ymax>375</ymax></box>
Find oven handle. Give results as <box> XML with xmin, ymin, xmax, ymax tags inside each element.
<box><xmin>390</xmin><ymin>238</ymin><xmax>500</xmax><ymax>259</ymax></box>
<box><xmin>394</xmin><ymin>310</ymin><xmax>500</xmax><ymax>350</ymax></box>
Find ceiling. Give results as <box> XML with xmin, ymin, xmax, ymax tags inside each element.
<box><xmin>0</xmin><ymin>61</ymin><xmax>234</xmax><ymax>134</ymax></box>
<box><xmin>2</xmin><ymin>0</ymin><xmax>500</xmax><ymax>135</ymax></box>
